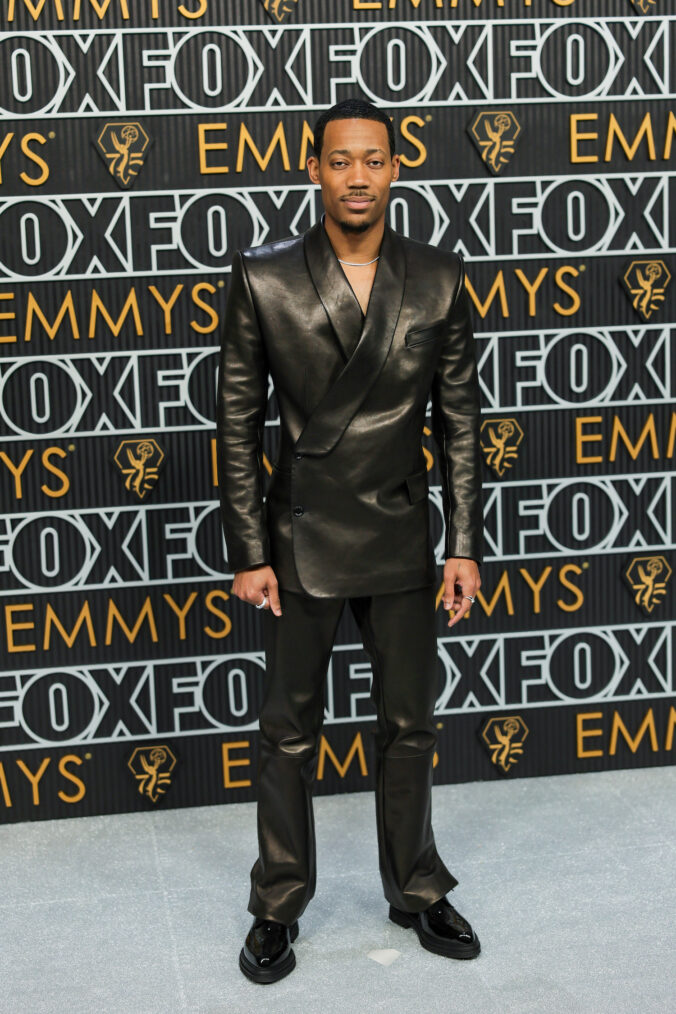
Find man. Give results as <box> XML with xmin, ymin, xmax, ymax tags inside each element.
<box><xmin>216</xmin><ymin>97</ymin><xmax>484</xmax><ymax>984</ymax></box>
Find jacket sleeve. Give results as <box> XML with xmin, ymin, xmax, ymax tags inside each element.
<box><xmin>430</xmin><ymin>254</ymin><xmax>484</xmax><ymax>566</ymax></box>
<box><xmin>216</xmin><ymin>250</ymin><xmax>270</xmax><ymax>573</ymax></box>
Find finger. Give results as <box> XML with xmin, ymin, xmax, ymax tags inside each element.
<box><xmin>441</xmin><ymin>572</ymin><xmax>458</xmax><ymax>610</ymax></box>
<box><xmin>448</xmin><ymin>598</ymin><xmax>470</xmax><ymax>628</ymax></box>
<box><xmin>266</xmin><ymin>578</ymin><xmax>282</xmax><ymax>617</ymax></box>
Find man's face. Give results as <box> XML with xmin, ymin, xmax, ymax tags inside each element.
<box><xmin>307</xmin><ymin>118</ymin><xmax>400</xmax><ymax>233</ymax></box>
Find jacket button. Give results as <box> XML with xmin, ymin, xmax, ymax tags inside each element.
<box><xmin>294</xmin><ymin>453</ymin><xmax>303</xmax><ymax>460</ymax></box>
<box><xmin>293</xmin><ymin>505</ymin><xmax>304</xmax><ymax>517</ymax></box>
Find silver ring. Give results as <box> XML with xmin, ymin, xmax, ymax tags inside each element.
<box><xmin>255</xmin><ymin>595</ymin><xmax>268</xmax><ymax>610</ymax></box>
<box><xmin>463</xmin><ymin>595</ymin><xmax>476</xmax><ymax>604</ymax></box>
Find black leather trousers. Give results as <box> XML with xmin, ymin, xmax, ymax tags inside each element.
<box><xmin>247</xmin><ymin>581</ymin><xmax>458</xmax><ymax>925</ymax></box>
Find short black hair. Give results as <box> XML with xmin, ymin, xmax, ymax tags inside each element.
<box><xmin>312</xmin><ymin>98</ymin><xmax>396</xmax><ymax>161</ymax></box>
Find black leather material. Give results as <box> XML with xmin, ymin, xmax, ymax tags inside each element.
<box><xmin>246</xmin><ymin>583</ymin><xmax>458</xmax><ymax>926</ymax></box>
<box><xmin>216</xmin><ymin>215</ymin><xmax>483</xmax><ymax>598</ymax></box>
<box><xmin>389</xmin><ymin>895</ymin><xmax>481</xmax><ymax>959</ymax></box>
<box><xmin>239</xmin><ymin>917</ymin><xmax>299</xmax><ymax>983</ymax></box>
<box><xmin>405</xmin><ymin>318</ymin><xmax>447</xmax><ymax>347</ymax></box>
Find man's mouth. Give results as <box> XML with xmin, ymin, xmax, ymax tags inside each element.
<box><xmin>342</xmin><ymin>197</ymin><xmax>374</xmax><ymax>210</ymax></box>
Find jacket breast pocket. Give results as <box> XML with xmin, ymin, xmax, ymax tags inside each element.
<box><xmin>405</xmin><ymin>467</ymin><xmax>429</xmax><ymax>504</ymax></box>
<box><xmin>404</xmin><ymin>318</ymin><xmax>447</xmax><ymax>348</ymax></box>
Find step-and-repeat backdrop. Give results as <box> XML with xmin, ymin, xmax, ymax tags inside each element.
<box><xmin>0</xmin><ymin>0</ymin><xmax>674</xmax><ymax>822</ymax></box>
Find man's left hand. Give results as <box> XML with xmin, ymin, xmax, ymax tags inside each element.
<box><xmin>442</xmin><ymin>558</ymin><xmax>481</xmax><ymax>628</ymax></box>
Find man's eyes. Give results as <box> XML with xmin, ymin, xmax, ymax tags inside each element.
<box><xmin>331</xmin><ymin>160</ymin><xmax>384</xmax><ymax>168</ymax></box>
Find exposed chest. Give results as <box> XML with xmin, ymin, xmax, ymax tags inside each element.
<box><xmin>339</xmin><ymin>262</ymin><xmax>378</xmax><ymax>316</ymax></box>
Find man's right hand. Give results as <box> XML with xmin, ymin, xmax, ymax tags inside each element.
<box><xmin>231</xmin><ymin>565</ymin><xmax>283</xmax><ymax>616</ymax></box>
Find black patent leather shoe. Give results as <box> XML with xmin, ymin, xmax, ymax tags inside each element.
<box><xmin>389</xmin><ymin>895</ymin><xmax>480</xmax><ymax>959</ymax></box>
<box><xmin>239</xmin><ymin>916</ymin><xmax>299</xmax><ymax>983</ymax></box>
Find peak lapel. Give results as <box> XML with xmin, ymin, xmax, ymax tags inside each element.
<box><xmin>297</xmin><ymin>219</ymin><xmax>406</xmax><ymax>458</ymax></box>
<box><xmin>304</xmin><ymin>217</ymin><xmax>364</xmax><ymax>362</ymax></box>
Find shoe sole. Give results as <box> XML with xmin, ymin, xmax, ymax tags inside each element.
<box><xmin>239</xmin><ymin>920</ymin><xmax>299</xmax><ymax>984</ymax></box>
<box><xmin>389</xmin><ymin>905</ymin><xmax>481</xmax><ymax>960</ymax></box>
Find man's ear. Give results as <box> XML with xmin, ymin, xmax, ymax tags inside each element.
<box><xmin>307</xmin><ymin>156</ymin><xmax>319</xmax><ymax>183</ymax></box>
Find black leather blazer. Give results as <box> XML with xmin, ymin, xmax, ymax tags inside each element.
<box><xmin>216</xmin><ymin>215</ymin><xmax>483</xmax><ymax>598</ymax></box>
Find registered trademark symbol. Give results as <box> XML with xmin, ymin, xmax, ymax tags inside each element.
<box><xmin>426</xmin><ymin>115</ymin><xmax>432</xmax><ymax>122</ymax></box>
<box><xmin>582</xmin><ymin>561</ymin><xmax>589</xmax><ymax>569</ymax></box>
<box><xmin>48</xmin><ymin>131</ymin><xmax>55</xmax><ymax>139</ymax></box>
<box><xmin>217</xmin><ymin>279</ymin><xmax>225</xmax><ymax>288</ymax></box>
<box><xmin>436</xmin><ymin>722</ymin><xmax>443</xmax><ymax>729</ymax></box>
<box><xmin>579</xmin><ymin>265</ymin><xmax>586</xmax><ymax>272</ymax></box>
<box><xmin>67</xmin><ymin>443</ymin><xmax>75</xmax><ymax>451</ymax></box>
<box><xmin>85</xmin><ymin>752</ymin><xmax>92</xmax><ymax>760</ymax></box>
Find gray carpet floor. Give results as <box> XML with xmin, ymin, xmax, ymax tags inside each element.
<box><xmin>2</xmin><ymin>765</ymin><xmax>675</xmax><ymax>1014</ymax></box>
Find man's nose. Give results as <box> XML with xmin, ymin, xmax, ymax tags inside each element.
<box><xmin>346</xmin><ymin>163</ymin><xmax>369</xmax><ymax>187</ymax></box>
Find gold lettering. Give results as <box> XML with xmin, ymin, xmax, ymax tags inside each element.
<box><xmin>557</xmin><ymin>564</ymin><xmax>584</xmax><ymax>612</ymax></box>
<box><xmin>58</xmin><ymin>755</ymin><xmax>86</xmax><ymax>803</ymax></box>
<box><xmin>25</xmin><ymin>290</ymin><xmax>79</xmax><ymax>342</ymax></box>
<box><xmin>89</xmin><ymin>288</ymin><xmax>143</xmax><ymax>339</ymax></box>
<box><xmin>222</xmin><ymin>740</ymin><xmax>251</xmax><ymax>788</ymax></box>
<box><xmin>576</xmin><ymin>712</ymin><xmax>603</xmax><ymax>758</ymax></box>
<box><xmin>317</xmin><ymin>732</ymin><xmax>368</xmax><ymax>779</ymax></box>
<box><xmin>178</xmin><ymin>0</ymin><xmax>207</xmax><ymax>17</ymax></box>
<box><xmin>0</xmin><ymin>133</ymin><xmax>14</xmax><ymax>182</ymax></box>
<box><xmin>73</xmin><ymin>0</ymin><xmax>129</xmax><ymax>18</ymax></box>
<box><xmin>43</xmin><ymin>601</ymin><xmax>96</xmax><ymax>650</ymax></box>
<box><xmin>666</xmin><ymin>411</ymin><xmax>676</xmax><ymax>460</ymax></box>
<box><xmin>41</xmin><ymin>447</ymin><xmax>70</xmax><ymax>498</ymax></box>
<box><xmin>609</xmin><ymin>415</ymin><xmax>659</xmax><ymax>462</ymax></box>
<box><xmin>148</xmin><ymin>284</ymin><xmax>184</xmax><ymax>334</ymax></box>
<box><xmin>604</xmin><ymin>112</ymin><xmax>656</xmax><ymax>163</ymax></box>
<box><xmin>0</xmin><ymin>449</ymin><xmax>32</xmax><ymax>499</ymax></box>
<box><xmin>16</xmin><ymin>757</ymin><xmax>50</xmax><ymax>805</ymax></box>
<box><xmin>105</xmin><ymin>597</ymin><xmax>158</xmax><ymax>645</ymax></box>
<box><xmin>514</xmin><ymin>267</ymin><xmax>548</xmax><ymax>317</ymax></box>
<box><xmin>236</xmin><ymin>122</ymin><xmax>291</xmax><ymax>173</ymax></box>
<box><xmin>163</xmin><ymin>591</ymin><xmax>198</xmax><ymax>640</ymax></box>
<box><xmin>0</xmin><ymin>292</ymin><xmax>16</xmax><ymax>344</ymax></box>
<box><xmin>665</xmin><ymin>707</ymin><xmax>676</xmax><ymax>751</ymax></box>
<box><xmin>518</xmin><ymin>566</ymin><xmax>552</xmax><ymax>613</ymax></box>
<box><xmin>191</xmin><ymin>282</ymin><xmax>219</xmax><ymax>333</ymax></box>
<box><xmin>553</xmin><ymin>266</ymin><xmax>581</xmax><ymax>316</ymax></box>
<box><xmin>609</xmin><ymin>709</ymin><xmax>658</xmax><ymax>755</ymax></box>
<box><xmin>6</xmin><ymin>603</ymin><xmax>36</xmax><ymax>652</ymax></box>
<box><xmin>663</xmin><ymin>112</ymin><xmax>676</xmax><ymax>160</ymax></box>
<box><xmin>476</xmin><ymin>572</ymin><xmax>514</xmax><ymax>617</ymax></box>
<box><xmin>570</xmin><ymin>113</ymin><xmax>598</xmax><ymax>163</ymax></box>
<box><xmin>197</xmin><ymin>123</ymin><xmax>228</xmax><ymax>175</ymax></box>
<box><xmin>204</xmin><ymin>589</ymin><xmax>232</xmax><ymax>639</ymax></box>
<box><xmin>0</xmin><ymin>763</ymin><xmax>11</xmax><ymax>807</ymax></box>
<box><xmin>399</xmin><ymin>115</ymin><xmax>427</xmax><ymax>168</ymax></box>
<box><xmin>465</xmin><ymin>272</ymin><xmax>509</xmax><ymax>319</ymax></box>
<box><xmin>20</xmin><ymin>133</ymin><xmax>49</xmax><ymax>186</ymax></box>
<box><xmin>7</xmin><ymin>0</ymin><xmax>65</xmax><ymax>20</ymax></box>
<box><xmin>575</xmin><ymin>415</ymin><xmax>603</xmax><ymax>464</ymax></box>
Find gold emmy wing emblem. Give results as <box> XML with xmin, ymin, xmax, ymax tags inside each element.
<box><xmin>128</xmin><ymin>745</ymin><xmax>177</xmax><ymax>803</ymax></box>
<box><xmin>468</xmin><ymin>111</ymin><xmax>522</xmax><ymax>175</ymax></box>
<box><xmin>623</xmin><ymin>556</ymin><xmax>672</xmax><ymax>616</ymax></box>
<box><xmin>622</xmin><ymin>260</ymin><xmax>671</xmax><ymax>321</ymax></box>
<box><xmin>629</xmin><ymin>0</ymin><xmax>656</xmax><ymax>12</ymax></box>
<box><xmin>94</xmin><ymin>122</ymin><xmax>151</xmax><ymax>189</ymax></box>
<box><xmin>112</xmin><ymin>438</ymin><xmax>165</xmax><ymax>500</ymax></box>
<box><xmin>261</xmin><ymin>0</ymin><xmax>300</xmax><ymax>22</ymax></box>
<box><xmin>480</xmin><ymin>716</ymin><xmax>529</xmax><ymax>774</ymax></box>
<box><xmin>480</xmin><ymin>418</ymin><xmax>524</xmax><ymax>477</ymax></box>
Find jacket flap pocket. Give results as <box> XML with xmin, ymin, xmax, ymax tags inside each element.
<box><xmin>405</xmin><ymin>318</ymin><xmax>447</xmax><ymax>348</ymax></box>
<box><xmin>405</xmin><ymin>468</ymin><xmax>429</xmax><ymax>504</ymax></box>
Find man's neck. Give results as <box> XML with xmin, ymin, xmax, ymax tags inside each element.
<box><xmin>321</xmin><ymin>211</ymin><xmax>385</xmax><ymax>264</ymax></box>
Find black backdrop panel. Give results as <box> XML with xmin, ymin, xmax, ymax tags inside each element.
<box><xmin>0</xmin><ymin>0</ymin><xmax>674</xmax><ymax>823</ymax></box>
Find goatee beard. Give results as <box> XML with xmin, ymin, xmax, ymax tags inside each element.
<box><xmin>338</xmin><ymin>219</ymin><xmax>371</xmax><ymax>234</ymax></box>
